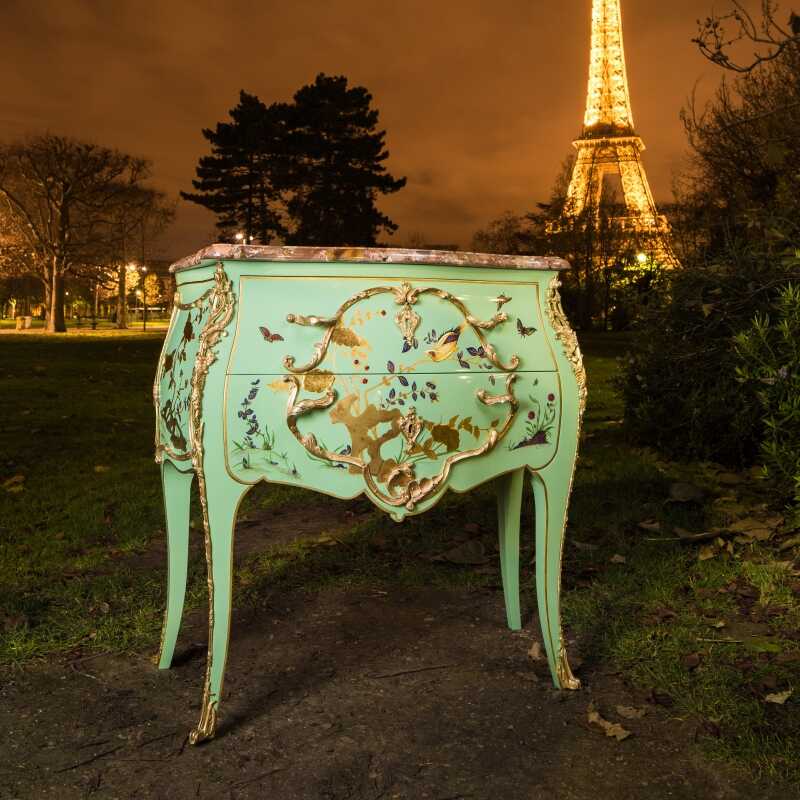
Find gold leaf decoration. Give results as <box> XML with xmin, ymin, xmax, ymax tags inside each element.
<box><xmin>330</xmin><ymin>325</ymin><xmax>363</xmax><ymax>348</ymax></box>
<box><xmin>303</xmin><ymin>370</ymin><xmax>336</xmax><ymax>393</ymax></box>
<box><xmin>430</xmin><ymin>423</ymin><xmax>459</xmax><ymax>452</ymax></box>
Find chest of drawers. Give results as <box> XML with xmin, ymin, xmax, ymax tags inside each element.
<box><xmin>153</xmin><ymin>245</ymin><xmax>586</xmax><ymax>743</ymax></box>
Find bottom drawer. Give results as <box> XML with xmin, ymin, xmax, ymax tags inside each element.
<box><xmin>224</xmin><ymin>372</ymin><xmax>563</xmax><ymax>516</ymax></box>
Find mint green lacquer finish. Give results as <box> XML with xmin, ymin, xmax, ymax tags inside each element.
<box><xmin>230</xmin><ymin>274</ymin><xmax>555</xmax><ymax>375</ymax></box>
<box><xmin>496</xmin><ymin>469</ymin><xmax>525</xmax><ymax>631</ymax></box>
<box><xmin>224</xmin><ymin>371</ymin><xmax>561</xmax><ymax>516</ymax></box>
<box><xmin>152</xmin><ymin>246</ymin><xmax>586</xmax><ymax>744</ymax></box>
<box><xmin>156</xmin><ymin>460</ymin><xmax>193</xmax><ymax>669</ymax></box>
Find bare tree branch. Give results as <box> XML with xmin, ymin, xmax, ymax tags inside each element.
<box><xmin>694</xmin><ymin>0</ymin><xmax>800</xmax><ymax>72</ymax></box>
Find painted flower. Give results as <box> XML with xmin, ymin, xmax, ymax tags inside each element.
<box><xmin>548</xmin><ymin>393</ymin><xmax>555</xmax><ymax>402</ymax></box>
<box><xmin>528</xmin><ymin>411</ymin><xmax>536</xmax><ymax>420</ymax></box>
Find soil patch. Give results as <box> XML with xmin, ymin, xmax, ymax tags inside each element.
<box><xmin>3</xmin><ymin>585</ymin><xmax>794</xmax><ymax>800</ymax></box>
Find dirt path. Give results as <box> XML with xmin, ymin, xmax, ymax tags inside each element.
<box><xmin>3</xmin><ymin>583</ymin><xmax>794</xmax><ymax>800</ymax></box>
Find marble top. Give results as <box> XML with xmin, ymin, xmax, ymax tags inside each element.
<box><xmin>169</xmin><ymin>244</ymin><xmax>571</xmax><ymax>273</ymax></box>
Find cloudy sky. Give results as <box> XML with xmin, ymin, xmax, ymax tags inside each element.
<box><xmin>1</xmin><ymin>0</ymin><xmax>731</xmax><ymax>258</ymax></box>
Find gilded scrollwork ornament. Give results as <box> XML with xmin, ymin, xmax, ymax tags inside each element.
<box><xmin>546</xmin><ymin>275</ymin><xmax>585</xmax><ymax>693</ymax></box>
<box><xmin>284</xmin><ymin>281</ymin><xmax>520</xmax><ymax>373</ymax></box>
<box><xmin>186</xmin><ymin>262</ymin><xmax>236</xmax><ymax>745</ymax></box>
<box><xmin>284</xmin><ymin>371</ymin><xmax>520</xmax><ymax>515</ymax></box>
<box><xmin>547</xmin><ymin>277</ymin><xmax>587</xmax><ymax>417</ymax></box>
<box><xmin>557</xmin><ymin>645</ymin><xmax>581</xmax><ymax>690</ymax></box>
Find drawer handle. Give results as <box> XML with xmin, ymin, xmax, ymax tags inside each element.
<box><xmin>283</xmin><ymin>378</ymin><xmax>362</xmax><ymax>468</ymax></box>
<box><xmin>283</xmin><ymin>281</ymin><xmax>519</xmax><ymax>374</ymax></box>
<box><xmin>476</xmin><ymin>373</ymin><xmax>519</xmax><ymax>416</ymax></box>
<box><xmin>283</xmin><ymin>373</ymin><xmax>519</xmax><ymax>515</ymax></box>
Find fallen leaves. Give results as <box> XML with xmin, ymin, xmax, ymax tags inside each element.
<box><xmin>699</xmin><ymin>539</ymin><xmax>733</xmax><ymax>561</ymax></box>
<box><xmin>2</xmin><ymin>474</ymin><xmax>25</xmax><ymax>493</ymax></box>
<box><xmin>728</xmin><ymin>516</ymin><xmax>781</xmax><ymax>543</ymax></box>
<box><xmin>587</xmin><ymin>703</ymin><xmax>632</xmax><ymax>741</ymax></box>
<box><xmin>527</xmin><ymin>641</ymin><xmax>545</xmax><ymax>662</ymax></box>
<box><xmin>615</xmin><ymin>705</ymin><xmax>647</xmax><ymax>720</ymax></box>
<box><xmin>764</xmin><ymin>689</ymin><xmax>793</xmax><ymax>705</ymax></box>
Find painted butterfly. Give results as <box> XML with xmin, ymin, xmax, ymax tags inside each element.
<box><xmin>259</xmin><ymin>326</ymin><xmax>284</xmax><ymax>343</ymax></box>
<box><xmin>517</xmin><ymin>319</ymin><xmax>537</xmax><ymax>337</ymax></box>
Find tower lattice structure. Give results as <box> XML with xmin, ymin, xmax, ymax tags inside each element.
<box><xmin>564</xmin><ymin>0</ymin><xmax>674</xmax><ymax>262</ymax></box>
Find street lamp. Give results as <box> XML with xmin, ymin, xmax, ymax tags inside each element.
<box><xmin>139</xmin><ymin>265</ymin><xmax>148</xmax><ymax>331</ymax></box>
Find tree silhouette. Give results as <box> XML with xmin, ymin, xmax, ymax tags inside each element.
<box><xmin>285</xmin><ymin>74</ymin><xmax>406</xmax><ymax>245</ymax></box>
<box><xmin>181</xmin><ymin>91</ymin><xmax>290</xmax><ymax>243</ymax></box>
<box><xmin>183</xmin><ymin>75</ymin><xmax>406</xmax><ymax>246</ymax></box>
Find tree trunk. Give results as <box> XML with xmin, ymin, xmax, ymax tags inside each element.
<box><xmin>47</xmin><ymin>263</ymin><xmax>67</xmax><ymax>333</ymax></box>
<box><xmin>116</xmin><ymin>263</ymin><xmax>128</xmax><ymax>329</ymax></box>
<box><xmin>42</xmin><ymin>271</ymin><xmax>52</xmax><ymax>329</ymax></box>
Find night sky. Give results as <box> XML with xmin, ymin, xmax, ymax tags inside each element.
<box><xmin>1</xmin><ymin>0</ymin><xmax>722</xmax><ymax>258</ymax></box>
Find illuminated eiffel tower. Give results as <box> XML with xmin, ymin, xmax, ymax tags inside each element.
<box><xmin>564</xmin><ymin>0</ymin><xmax>675</xmax><ymax>263</ymax></box>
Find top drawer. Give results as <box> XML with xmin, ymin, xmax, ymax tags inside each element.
<box><xmin>226</xmin><ymin>274</ymin><xmax>557</xmax><ymax>375</ymax></box>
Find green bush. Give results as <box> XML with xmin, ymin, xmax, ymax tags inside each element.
<box><xmin>735</xmin><ymin>283</ymin><xmax>800</xmax><ymax>518</ymax></box>
<box><xmin>617</xmin><ymin>252</ymin><xmax>791</xmax><ymax>466</ymax></box>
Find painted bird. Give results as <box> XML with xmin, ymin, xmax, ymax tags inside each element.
<box><xmin>425</xmin><ymin>325</ymin><xmax>464</xmax><ymax>362</ymax></box>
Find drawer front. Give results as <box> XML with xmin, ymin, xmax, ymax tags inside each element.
<box><xmin>224</xmin><ymin>371</ymin><xmax>562</xmax><ymax>517</ymax></box>
<box><xmin>226</xmin><ymin>275</ymin><xmax>556</xmax><ymax>376</ymax></box>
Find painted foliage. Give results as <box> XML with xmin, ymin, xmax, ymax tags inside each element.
<box><xmin>157</xmin><ymin>301</ymin><xmax>212</xmax><ymax>457</ymax></box>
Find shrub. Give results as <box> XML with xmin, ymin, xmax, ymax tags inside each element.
<box><xmin>616</xmin><ymin>250</ymin><xmax>793</xmax><ymax>466</ymax></box>
<box><xmin>735</xmin><ymin>283</ymin><xmax>800</xmax><ymax>518</ymax></box>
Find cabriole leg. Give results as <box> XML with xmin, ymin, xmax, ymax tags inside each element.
<box><xmin>496</xmin><ymin>469</ymin><xmax>524</xmax><ymax>631</ymax></box>
<box><xmin>189</xmin><ymin>468</ymin><xmax>248</xmax><ymax>745</ymax></box>
<box><xmin>530</xmin><ymin>460</ymin><xmax>581</xmax><ymax>690</ymax></box>
<box><xmin>157</xmin><ymin>460</ymin><xmax>194</xmax><ymax>669</ymax></box>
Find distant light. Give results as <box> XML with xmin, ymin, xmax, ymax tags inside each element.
<box><xmin>637</xmin><ymin>253</ymin><xmax>647</xmax><ymax>264</ymax></box>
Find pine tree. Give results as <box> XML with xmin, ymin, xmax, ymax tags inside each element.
<box><xmin>181</xmin><ymin>91</ymin><xmax>289</xmax><ymax>243</ymax></box>
<box><xmin>182</xmin><ymin>76</ymin><xmax>406</xmax><ymax>246</ymax></box>
<box><xmin>285</xmin><ymin>74</ymin><xmax>406</xmax><ymax>245</ymax></box>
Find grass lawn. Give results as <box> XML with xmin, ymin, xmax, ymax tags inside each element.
<box><xmin>0</xmin><ymin>318</ymin><xmax>170</xmax><ymax>333</ymax></box>
<box><xmin>1</xmin><ymin>330</ymin><xmax>798</xmax><ymax>780</ymax></box>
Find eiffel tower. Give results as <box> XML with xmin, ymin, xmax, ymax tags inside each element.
<box><xmin>564</xmin><ymin>0</ymin><xmax>675</xmax><ymax>262</ymax></box>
